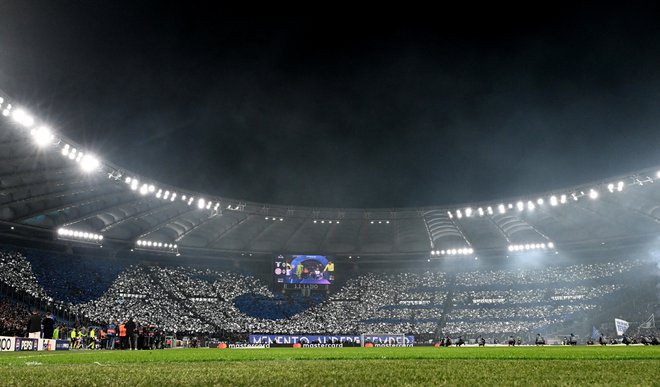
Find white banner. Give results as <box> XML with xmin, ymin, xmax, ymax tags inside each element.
<box><xmin>615</xmin><ymin>318</ymin><xmax>629</xmax><ymax>336</ymax></box>
<box><xmin>0</xmin><ymin>336</ymin><xmax>16</xmax><ymax>352</ymax></box>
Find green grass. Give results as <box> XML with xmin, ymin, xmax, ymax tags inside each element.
<box><xmin>0</xmin><ymin>346</ymin><xmax>658</xmax><ymax>386</ymax></box>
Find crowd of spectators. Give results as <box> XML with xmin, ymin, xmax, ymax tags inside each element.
<box><xmin>70</xmin><ymin>266</ymin><xmax>213</xmax><ymax>334</ymax></box>
<box><xmin>0</xmin><ymin>250</ymin><xmax>50</xmax><ymax>300</ymax></box>
<box><xmin>0</xmin><ymin>247</ymin><xmax>653</xmax><ymax>340</ymax></box>
<box><xmin>0</xmin><ymin>297</ymin><xmax>31</xmax><ymax>336</ymax></box>
<box><xmin>455</xmin><ymin>260</ymin><xmax>643</xmax><ymax>287</ymax></box>
<box><xmin>452</xmin><ymin>285</ymin><xmax>623</xmax><ymax>305</ymax></box>
<box><xmin>26</xmin><ymin>248</ymin><xmax>125</xmax><ymax>304</ymax></box>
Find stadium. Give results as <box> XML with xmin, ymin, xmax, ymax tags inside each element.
<box><xmin>1</xmin><ymin>3</ymin><xmax>659</xmax><ymax>386</ymax></box>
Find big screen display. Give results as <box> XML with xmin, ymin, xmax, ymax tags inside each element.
<box><xmin>274</xmin><ymin>255</ymin><xmax>334</xmax><ymax>284</ymax></box>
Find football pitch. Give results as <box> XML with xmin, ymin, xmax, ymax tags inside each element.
<box><xmin>0</xmin><ymin>346</ymin><xmax>658</xmax><ymax>386</ymax></box>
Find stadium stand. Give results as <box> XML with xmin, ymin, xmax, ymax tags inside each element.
<box><xmin>0</xmin><ymin>244</ymin><xmax>655</xmax><ymax>344</ymax></box>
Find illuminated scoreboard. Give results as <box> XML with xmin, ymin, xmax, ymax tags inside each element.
<box><xmin>273</xmin><ymin>255</ymin><xmax>335</xmax><ymax>285</ymax></box>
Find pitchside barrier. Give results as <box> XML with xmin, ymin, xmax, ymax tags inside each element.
<box><xmin>0</xmin><ymin>336</ymin><xmax>70</xmax><ymax>351</ymax></box>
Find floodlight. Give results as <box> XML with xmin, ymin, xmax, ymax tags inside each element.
<box><xmin>139</xmin><ymin>184</ymin><xmax>148</xmax><ymax>195</ymax></box>
<box><xmin>550</xmin><ymin>195</ymin><xmax>558</xmax><ymax>206</ymax></box>
<box><xmin>498</xmin><ymin>204</ymin><xmax>506</xmax><ymax>214</ymax></box>
<box><xmin>80</xmin><ymin>155</ymin><xmax>100</xmax><ymax>172</ymax></box>
<box><xmin>386</xmin><ymin>220</ymin><xmax>390</xmax><ymax>224</ymax></box>
<box><xmin>431</xmin><ymin>250</ymin><xmax>436</xmax><ymax>255</ymax></box>
<box><xmin>456</xmin><ymin>210</ymin><xmax>463</xmax><ymax>219</ymax></box>
<box><xmin>607</xmin><ymin>183</ymin><xmax>614</xmax><ymax>193</ymax></box>
<box><xmin>148</xmin><ymin>185</ymin><xmax>155</xmax><ymax>193</ymax></box>
<box><xmin>477</xmin><ymin>207</ymin><xmax>484</xmax><ymax>216</ymax></box>
<box><xmin>156</xmin><ymin>191</ymin><xmax>161</xmax><ymax>198</ymax></box>
<box><xmin>487</xmin><ymin>206</ymin><xmax>493</xmax><ymax>215</ymax></box>
<box><xmin>440</xmin><ymin>250</ymin><xmax>445</xmax><ymax>255</ymax></box>
<box><xmin>147</xmin><ymin>241</ymin><xmax>153</xmax><ymax>247</ymax></box>
<box><xmin>197</xmin><ymin>198</ymin><xmax>206</xmax><ymax>209</ymax></box>
<box><xmin>468</xmin><ymin>248</ymin><xmax>474</xmax><ymax>254</ymax></box>
<box><xmin>31</xmin><ymin>126</ymin><xmax>54</xmax><ymax>147</ymax></box>
<box><xmin>206</xmin><ymin>201</ymin><xmax>212</xmax><ymax>209</ymax></box>
<box><xmin>12</xmin><ymin>108</ymin><xmax>34</xmax><ymax>127</ymax></box>
<box><xmin>171</xmin><ymin>193</ymin><xmax>176</xmax><ymax>201</ymax></box>
<box><xmin>657</xmin><ymin>171</ymin><xmax>660</xmax><ymax>179</ymax></box>
<box><xmin>560</xmin><ymin>194</ymin><xmax>567</xmax><ymax>204</ymax></box>
<box><xmin>68</xmin><ymin>148</ymin><xmax>77</xmax><ymax>160</ymax></box>
<box><xmin>589</xmin><ymin>189</ymin><xmax>598</xmax><ymax>199</ymax></box>
<box><xmin>537</xmin><ymin>198</ymin><xmax>544</xmax><ymax>205</ymax></box>
<box><xmin>548</xmin><ymin>242</ymin><xmax>554</xmax><ymax>249</ymax></box>
<box><xmin>313</xmin><ymin>220</ymin><xmax>317</xmax><ymax>223</ymax></box>
<box><xmin>617</xmin><ymin>181</ymin><xmax>624</xmax><ymax>192</ymax></box>
<box><xmin>527</xmin><ymin>201</ymin><xmax>535</xmax><ymax>211</ymax></box>
<box><xmin>2</xmin><ymin>109</ymin><xmax>9</xmax><ymax>117</ymax></box>
<box><xmin>508</xmin><ymin>245</ymin><xmax>514</xmax><ymax>252</ymax></box>
<box><xmin>125</xmin><ymin>177</ymin><xmax>132</xmax><ymax>184</ymax></box>
<box><xmin>516</xmin><ymin>201</ymin><xmax>524</xmax><ymax>211</ymax></box>
<box><xmin>465</xmin><ymin>208</ymin><xmax>473</xmax><ymax>217</ymax></box>
<box><xmin>447</xmin><ymin>211</ymin><xmax>453</xmax><ymax>219</ymax></box>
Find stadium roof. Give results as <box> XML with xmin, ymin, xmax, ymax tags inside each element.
<box><xmin>2</xmin><ymin>94</ymin><xmax>660</xmax><ymax>258</ymax></box>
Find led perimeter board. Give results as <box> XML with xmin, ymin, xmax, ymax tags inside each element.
<box><xmin>274</xmin><ymin>255</ymin><xmax>335</xmax><ymax>285</ymax></box>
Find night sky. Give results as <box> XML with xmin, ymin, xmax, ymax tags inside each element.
<box><xmin>1</xmin><ymin>2</ymin><xmax>660</xmax><ymax>208</ymax></box>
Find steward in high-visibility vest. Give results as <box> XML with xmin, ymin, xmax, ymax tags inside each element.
<box><xmin>119</xmin><ymin>324</ymin><xmax>127</xmax><ymax>350</ymax></box>
<box><xmin>88</xmin><ymin>328</ymin><xmax>96</xmax><ymax>349</ymax></box>
<box><xmin>77</xmin><ymin>329</ymin><xmax>85</xmax><ymax>349</ymax></box>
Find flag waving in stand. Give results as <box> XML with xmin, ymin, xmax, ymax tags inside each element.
<box><xmin>638</xmin><ymin>314</ymin><xmax>655</xmax><ymax>329</ymax></box>
<box><xmin>615</xmin><ymin>318</ymin><xmax>629</xmax><ymax>336</ymax></box>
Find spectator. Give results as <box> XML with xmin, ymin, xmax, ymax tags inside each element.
<box><xmin>27</xmin><ymin>309</ymin><xmax>42</xmax><ymax>339</ymax></box>
<box><xmin>42</xmin><ymin>311</ymin><xmax>55</xmax><ymax>339</ymax></box>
